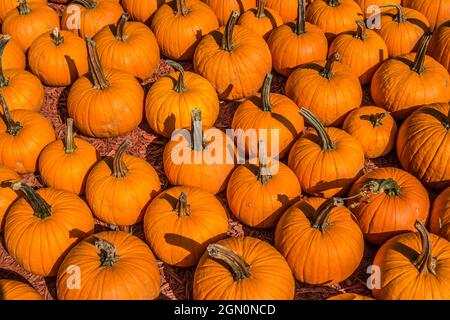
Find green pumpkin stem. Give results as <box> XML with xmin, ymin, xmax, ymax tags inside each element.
<box><xmin>52</xmin><ymin>28</ymin><xmax>64</xmax><ymax>46</ymax></box>
<box><xmin>166</xmin><ymin>60</ymin><xmax>187</xmax><ymax>93</ymax></box>
<box><xmin>175</xmin><ymin>192</ymin><xmax>191</xmax><ymax>217</ymax></box>
<box><xmin>261</xmin><ymin>73</ymin><xmax>273</xmax><ymax>112</ymax></box>
<box><xmin>95</xmin><ymin>237</ymin><xmax>119</xmax><ymax>267</ymax></box>
<box><xmin>320</xmin><ymin>52</ymin><xmax>340</xmax><ymax>79</ymax></box>
<box><xmin>0</xmin><ymin>92</ymin><xmax>22</xmax><ymax>136</ymax></box>
<box><xmin>115</xmin><ymin>13</ymin><xmax>129</xmax><ymax>41</ymax></box>
<box><xmin>379</xmin><ymin>4</ymin><xmax>407</xmax><ymax>23</ymax></box>
<box><xmin>257</xmin><ymin>140</ymin><xmax>272</xmax><ymax>184</ymax></box>
<box><xmin>300</xmin><ymin>108</ymin><xmax>336</xmax><ymax>150</ymax></box>
<box><xmin>112</xmin><ymin>140</ymin><xmax>131</xmax><ymax>178</ymax></box>
<box><xmin>191</xmin><ymin>108</ymin><xmax>204</xmax><ymax>151</ymax></box>
<box><xmin>73</xmin><ymin>0</ymin><xmax>97</xmax><ymax>9</ymax></box>
<box><xmin>296</xmin><ymin>0</ymin><xmax>306</xmax><ymax>35</ymax></box>
<box><xmin>0</xmin><ymin>35</ymin><xmax>11</xmax><ymax>87</ymax></box>
<box><xmin>10</xmin><ymin>182</ymin><xmax>52</xmax><ymax>219</ymax></box>
<box><xmin>207</xmin><ymin>244</ymin><xmax>251</xmax><ymax>281</ymax></box>
<box><xmin>64</xmin><ymin>118</ymin><xmax>77</xmax><ymax>154</ymax></box>
<box><xmin>368</xmin><ymin>112</ymin><xmax>388</xmax><ymax>128</ymax></box>
<box><xmin>411</xmin><ymin>35</ymin><xmax>432</xmax><ymax>74</ymax></box>
<box><xmin>312</xmin><ymin>198</ymin><xmax>344</xmax><ymax>232</ymax></box>
<box><xmin>176</xmin><ymin>0</ymin><xmax>189</xmax><ymax>16</ymax></box>
<box><xmin>355</xmin><ymin>20</ymin><xmax>367</xmax><ymax>40</ymax></box>
<box><xmin>256</xmin><ymin>0</ymin><xmax>266</xmax><ymax>18</ymax></box>
<box><xmin>222</xmin><ymin>11</ymin><xmax>240</xmax><ymax>52</ymax></box>
<box><xmin>18</xmin><ymin>0</ymin><xmax>31</xmax><ymax>15</ymax></box>
<box><xmin>327</xmin><ymin>0</ymin><xmax>340</xmax><ymax>7</ymax></box>
<box><xmin>360</xmin><ymin>178</ymin><xmax>401</xmax><ymax>197</ymax></box>
<box><xmin>86</xmin><ymin>37</ymin><xmax>109</xmax><ymax>90</ymax></box>
<box><xmin>413</xmin><ymin>220</ymin><xmax>437</xmax><ymax>275</ymax></box>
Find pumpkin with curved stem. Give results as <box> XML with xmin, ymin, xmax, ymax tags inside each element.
<box><xmin>231</xmin><ymin>73</ymin><xmax>304</xmax><ymax>158</ymax></box>
<box><xmin>328</xmin><ymin>293</ymin><xmax>374</xmax><ymax>300</ymax></box>
<box><xmin>373</xmin><ymin>220</ymin><xmax>450</xmax><ymax>299</ymax></box>
<box><xmin>329</xmin><ymin>20</ymin><xmax>388</xmax><ymax>85</ymax></box>
<box><xmin>288</xmin><ymin>109</ymin><xmax>365</xmax><ymax>198</ymax></box>
<box><xmin>265</xmin><ymin>0</ymin><xmax>300</xmax><ymax>23</ymax></box>
<box><xmin>4</xmin><ymin>181</ymin><xmax>94</xmax><ymax>277</ymax></box>
<box><xmin>275</xmin><ymin>197</ymin><xmax>364</xmax><ymax>285</ymax></box>
<box><xmin>145</xmin><ymin>60</ymin><xmax>219</xmax><ymax>139</ymax></box>
<box><xmin>121</xmin><ymin>0</ymin><xmax>168</xmax><ymax>23</ymax></box>
<box><xmin>38</xmin><ymin>118</ymin><xmax>99</xmax><ymax>195</ymax></box>
<box><xmin>94</xmin><ymin>13</ymin><xmax>160</xmax><ymax>81</ymax></box>
<box><xmin>57</xmin><ymin>231</ymin><xmax>160</xmax><ymax>300</ymax></box>
<box><xmin>151</xmin><ymin>0</ymin><xmax>219</xmax><ymax>60</ymax></box>
<box><xmin>348</xmin><ymin>167</ymin><xmax>430</xmax><ymax>245</ymax></box>
<box><xmin>194</xmin><ymin>236</ymin><xmax>295</xmax><ymax>300</ymax></box>
<box><xmin>193</xmin><ymin>11</ymin><xmax>272</xmax><ymax>100</ymax></box>
<box><xmin>430</xmin><ymin>187</ymin><xmax>450</xmax><ymax>241</ymax></box>
<box><xmin>163</xmin><ymin>109</ymin><xmax>236</xmax><ymax>194</ymax></box>
<box><xmin>203</xmin><ymin>0</ymin><xmax>256</xmax><ymax>26</ymax></box>
<box><xmin>355</xmin><ymin>0</ymin><xmax>400</xmax><ymax>18</ymax></box>
<box><xmin>61</xmin><ymin>0</ymin><xmax>124</xmax><ymax>38</ymax></box>
<box><xmin>144</xmin><ymin>186</ymin><xmax>228</xmax><ymax>267</ymax></box>
<box><xmin>285</xmin><ymin>53</ymin><xmax>362</xmax><ymax>126</ymax></box>
<box><xmin>268</xmin><ymin>0</ymin><xmax>328</xmax><ymax>77</ymax></box>
<box><xmin>2</xmin><ymin>0</ymin><xmax>60</xmax><ymax>52</ymax></box>
<box><xmin>397</xmin><ymin>103</ymin><xmax>450</xmax><ymax>191</ymax></box>
<box><xmin>29</xmin><ymin>28</ymin><xmax>89</xmax><ymax>87</ymax></box>
<box><xmin>68</xmin><ymin>37</ymin><xmax>144</xmax><ymax>138</ymax></box>
<box><xmin>0</xmin><ymin>0</ymin><xmax>47</xmax><ymax>22</ymax></box>
<box><xmin>0</xmin><ymin>280</ymin><xmax>43</xmax><ymax>300</ymax></box>
<box><xmin>0</xmin><ymin>34</ymin><xmax>25</xmax><ymax>70</ymax></box>
<box><xmin>402</xmin><ymin>0</ymin><xmax>450</xmax><ymax>31</ymax></box>
<box><xmin>0</xmin><ymin>165</ymin><xmax>20</xmax><ymax>232</ymax></box>
<box><xmin>238</xmin><ymin>0</ymin><xmax>283</xmax><ymax>40</ymax></box>
<box><xmin>343</xmin><ymin>106</ymin><xmax>397</xmax><ymax>158</ymax></box>
<box><xmin>431</xmin><ymin>21</ymin><xmax>450</xmax><ymax>73</ymax></box>
<box><xmin>371</xmin><ymin>35</ymin><xmax>450</xmax><ymax>120</ymax></box>
<box><xmin>86</xmin><ymin>140</ymin><xmax>161</xmax><ymax>226</ymax></box>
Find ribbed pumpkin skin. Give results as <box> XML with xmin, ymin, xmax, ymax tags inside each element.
<box><xmin>402</xmin><ymin>0</ymin><xmax>450</xmax><ymax>31</ymax></box>
<box><xmin>94</xmin><ymin>21</ymin><xmax>160</xmax><ymax>81</ymax></box>
<box><xmin>238</xmin><ymin>6</ymin><xmax>283</xmax><ymax>40</ymax></box>
<box><xmin>0</xmin><ymin>110</ymin><xmax>55</xmax><ymax>174</ymax></box>
<box><xmin>275</xmin><ymin>197</ymin><xmax>364</xmax><ymax>285</ymax></box>
<box><xmin>121</xmin><ymin>0</ymin><xmax>168</xmax><ymax>23</ymax></box>
<box><xmin>348</xmin><ymin>167</ymin><xmax>430</xmax><ymax>245</ymax></box>
<box><xmin>144</xmin><ymin>186</ymin><xmax>228</xmax><ymax>267</ymax></box>
<box><xmin>203</xmin><ymin>0</ymin><xmax>256</xmax><ymax>25</ymax></box>
<box><xmin>397</xmin><ymin>103</ymin><xmax>450</xmax><ymax>190</ymax></box>
<box><xmin>342</xmin><ymin>106</ymin><xmax>397</xmax><ymax>158</ymax></box>
<box><xmin>0</xmin><ymin>0</ymin><xmax>47</xmax><ymax>22</ymax></box>
<box><xmin>5</xmin><ymin>188</ymin><xmax>95</xmax><ymax>277</ymax></box>
<box><xmin>0</xmin><ymin>165</ymin><xmax>20</xmax><ymax>232</ymax></box>
<box><xmin>28</xmin><ymin>31</ymin><xmax>89</xmax><ymax>86</ymax></box>
<box><xmin>57</xmin><ymin>231</ymin><xmax>161</xmax><ymax>300</ymax></box>
<box><xmin>431</xmin><ymin>22</ymin><xmax>450</xmax><ymax>73</ymax></box>
<box><xmin>430</xmin><ymin>187</ymin><xmax>450</xmax><ymax>241</ymax></box>
<box><xmin>0</xmin><ymin>280</ymin><xmax>43</xmax><ymax>300</ymax></box>
<box><xmin>328</xmin><ymin>293</ymin><xmax>374</xmax><ymax>300</ymax></box>
<box><xmin>0</xmin><ymin>35</ymin><xmax>25</xmax><ymax>70</ymax></box>
<box><xmin>355</xmin><ymin>0</ymin><xmax>400</xmax><ymax>18</ymax></box>
<box><xmin>265</xmin><ymin>0</ymin><xmax>299</xmax><ymax>23</ymax></box>
<box><xmin>194</xmin><ymin>236</ymin><xmax>295</xmax><ymax>300</ymax></box>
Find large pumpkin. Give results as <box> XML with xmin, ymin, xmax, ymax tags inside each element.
<box><xmin>193</xmin><ymin>11</ymin><xmax>272</xmax><ymax>100</ymax></box>
<box><xmin>288</xmin><ymin>108</ymin><xmax>365</xmax><ymax>198</ymax></box>
<box><xmin>431</xmin><ymin>21</ymin><xmax>450</xmax><ymax>73</ymax></box>
<box><xmin>238</xmin><ymin>0</ymin><xmax>283</xmax><ymax>40</ymax></box>
<box><xmin>57</xmin><ymin>231</ymin><xmax>160</xmax><ymax>300</ymax></box>
<box><xmin>268</xmin><ymin>0</ymin><xmax>328</xmax><ymax>77</ymax></box>
<box><xmin>193</xmin><ymin>236</ymin><xmax>295</xmax><ymax>300</ymax></box>
<box><xmin>4</xmin><ymin>182</ymin><xmax>94</xmax><ymax>277</ymax></box>
<box><xmin>121</xmin><ymin>0</ymin><xmax>168</xmax><ymax>23</ymax></box>
<box><xmin>275</xmin><ymin>197</ymin><xmax>364</xmax><ymax>285</ymax></box>
<box><xmin>397</xmin><ymin>103</ymin><xmax>450</xmax><ymax>191</ymax></box>
<box><xmin>0</xmin><ymin>279</ymin><xmax>43</xmax><ymax>300</ymax></box>
<box><xmin>265</xmin><ymin>0</ymin><xmax>299</xmax><ymax>22</ymax></box>
<box><xmin>0</xmin><ymin>34</ymin><xmax>25</xmax><ymax>70</ymax></box>
<box><xmin>430</xmin><ymin>187</ymin><xmax>450</xmax><ymax>241</ymax></box>
<box><xmin>402</xmin><ymin>0</ymin><xmax>450</xmax><ymax>31</ymax></box>
<box><xmin>0</xmin><ymin>0</ymin><xmax>47</xmax><ymax>22</ymax></box>
<box><xmin>0</xmin><ymin>165</ymin><xmax>20</xmax><ymax>232</ymax></box>
<box><xmin>203</xmin><ymin>0</ymin><xmax>256</xmax><ymax>25</ymax></box>
<box><xmin>144</xmin><ymin>186</ymin><xmax>228</xmax><ymax>267</ymax></box>
<box><xmin>355</xmin><ymin>0</ymin><xmax>400</xmax><ymax>18</ymax></box>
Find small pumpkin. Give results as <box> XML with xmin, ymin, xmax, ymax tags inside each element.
<box><xmin>0</xmin><ymin>34</ymin><xmax>25</xmax><ymax>70</ymax></box>
<box><xmin>275</xmin><ymin>197</ymin><xmax>364</xmax><ymax>285</ymax></box>
<box><xmin>373</xmin><ymin>220</ymin><xmax>450</xmax><ymax>300</ymax></box>
<box><xmin>193</xmin><ymin>11</ymin><xmax>272</xmax><ymax>100</ymax></box>
<box><xmin>0</xmin><ymin>279</ymin><xmax>43</xmax><ymax>300</ymax></box>
<box><xmin>4</xmin><ymin>181</ymin><xmax>94</xmax><ymax>277</ymax></box>
<box><xmin>288</xmin><ymin>108</ymin><xmax>365</xmax><ymax>198</ymax></box>
<box><xmin>38</xmin><ymin>118</ymin><xmax>99</xmax><ymax>195</ymax></box>
<box><xmin>145</xmin><ymin>60</ymin><xmax>219</xmax><ymax>138</ymax></box>
<box><xmin>0</xmin><ymin>165</ymin><xmax>20</xmax><ymax>232</ymax></box>
<box><xmin>68</xmin><ymin>37</ymin><xmax>144</xmax><ymax>138</ymax></box>
<box><xmin>328</xmin><ymin>293</ymin><xmax>374</xmax><ymax>300</ymax></box>
<box><xmin>402</xmin><ymin>0</ymin><xmax>450</xmax><ymax>31</ymax></box>
<box><xmin>193</xmin><ymin>236</ymin><xmax>295</xmax><ymax>300</ymax></box>
<box><xmin>430</xmin><ymin>187</ymin><xmax>450</xmax><ymax>241</ymax></box>
<box><xmin>94</xmin><ymin>13</ymin><xmax>160</xmax><ymax>81</ymax></box>
<box><xmin>57</xmin><ymin>231</ymin><xmax>160</xmax><ymax>300</ymax></box>
<box><xmin>0</xmin><ymin>0</ymin><xmax>47</xmax><ymax>22</ymax></box>
<box><xmin>285</xmin><ymin>53</ymin><xmax>363</xmax><ymax>126</ymax></box>
<box><xmin>268</xmin><ymin>0</ymin><xmax>328</xmax><ymax>77</ymax></box>
<box><xmin>238</xmin><ymin>0</ymin><xmax>283</xmax><ymax>40</ymax></box>
<box><xmin>371</xmin><ymin>35</ymin><xmax>450</xmax><ymax>120</ymax></box>
<box><xmin>86</xmin><ymin>140</ymin><xmax>161</xmax><ymax>226</ymax></box>
<box><xmin>203</xmin><ymin>0</ymin><xmax>256</xmax><ymax>26</ymax></box>
<box><xmin>397</xmin><ymin>103</ymin><xmax>450</xmax><ymax>191</ymax></box>
<box><xmin>265</xmin><ymin>0</ymin><xmax>300</xmax><ymax>23</ymax></box>
<box><xmin>355</xmin><ymin>0</ymin><xmax>400</xmax><ymax>18</ymax></box>
<box><xmin>431</xmin><ymin>21</ymin><xmax>450</xmax><ymax>73</ymax></box>
<box><xmin>342</xmin><ymin>106</ymin><xmax>397</xmax><ymax>158</ymax></box>
<box><xmin>121</xmin><ymin>0</ymin><xmax>168</xmax><ymax>23</ymax></box>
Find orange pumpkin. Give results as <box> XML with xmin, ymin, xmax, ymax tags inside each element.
<box><xmin>355</xmin><ymin>0</ymin><xmax>400</xmax><ymax>18</ymax></box>
<box><xmin>342</xmin><ymin>106</ymin><xmax>397</xmax><ymax>158</ymax></box>
<box><xmin>265</xmin><ymin>0</ymin><xmax>300</xmax><ymax>23</ymax></box>
<box><xmin>0</xmin><ymin>279</ymin><xmax>43</xmax><ymax>300</ymax></box>
<box><xmin>193</xmin><ymin>11</ymin><xmax>272</xmax><ymax>100</ymax></box>
<box><xmin>285</xmin><ymin>53</ymin><xmax>362</xmax><ymax>126</ymax></box>
<box><xmin>328</xmin><ymin>293</ymin><xmax>374</xmax><ymax>300</ymax></box>
<box><xmin>0</xmin><ymin>0</ymin><xmax>47</xmax><ymax>22</ymax></box>
<box><xmin>4</xmin><ymin>182</ymin><xmax>94</xmax><ymax>276</ymax></box>
<box><xmin>57</xmin><ymin>231</ymin><xmax>160</xmax><ymax>300</ymax></box>
<box><xmin>268</xmin><ymin>0</ymin><xmax>328</xmax><ymax>77</ymax></box>
<box><xmin>371</xmin><ymin>35</ymin><xmax>450</xmax><ymax>120</ymax></box>
<box><xmin>86</xmin><ymin>140</ymin><xmax>161</xmax><ymax>226</ymax></box>
<box><xmin>144</xmin><ymin>186</ymin><xmax>228</xmax><ymax>267</ymax></box>
<box><xmin>145</xmin><ymin>60</ymin><xmax>219</xmax><ymax>138</ymax></box>
<box><xmin>68</xmin><ymin>37</ymin><xmax>144</xmax><ymax>138</ymax></box>
<box><xmin>402</xmin><ymin>0</ymin><xmax>450</xmax><ymax>31</ymax></box>
<box><xmin>203</xmin><ymin>0</ymin><xmax>256</xmax><ymax>25</ymax></box>
<box><xmin>288</xmin><ymin>108</ymin><xmax>365</xmax><ymax>198</ymax></box>
<box><xmin>0</xmin><ymin>34</ymin><xmax>25</xmax><ymax>70</ymax></box>
<box><xmin>193</xmin><ymin>236</ymin><xmax>295</xmax><ymax>300</ymax></box>
<box><xmin>0</xmin><ymin>165</ymin><xmax>20</xmax><ymax>232</ymax></box>
<box><xmin>431</xmin><ymin>21</ymin><xmax>450</xmax><ymax>73</ymax></box>
<box><xmin>275</xmin><ymin>197</ymin><xmax>364</xmax><ymax>285</ymax></box>
<box><xmin>373</xmin><ymin>220</ymin><xmax>450</xmax><ymax>299</ymax></box>
<box><xmin>38</xmin><ymin>118</ymin><xmax>99</xmax><ymax>195</ymax></box>
<box><xmin>121</xmin><ymin>0</ymin><xmax>168</xmax><ymax>23</ymax></box>
<box><xmin>238</xmin><ymin>0</ymin><xmax>283</xmax><ymax>40</ymax></box>
<box><xmin>430</xmin><ymin>187</ymin><xmax>450</xmax><ymax>241</ymax></box>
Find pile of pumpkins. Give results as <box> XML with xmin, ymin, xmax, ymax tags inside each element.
<box><xmin>0</xmin><ymin>0</ymin><xmax>449</xmax><ymax>300</ymax></box>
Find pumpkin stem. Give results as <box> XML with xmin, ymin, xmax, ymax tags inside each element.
<box><xmin>73</xmin><ymin>0</ymin><xmax>97</xmax><ymax>9</ymax></box>
<box><xmin>355</xmin><ymin>20</ymin><xmax>367</xmax><ymax>40</ymax></box>
<box><xmin>366</xmin><ymin>112</ymin><xmax>388</xmax><ymax>128</ymax></box>
<box><xmin>312</xmin><ymin>197</ymin><xmax>345</xmax><ymax>232</ymax></box>
<box><xmin>327</xmin><ymin>0</ymin><xmax>340</xmax><ymax>7</ymax></box>
<box><xmin>260</xmin><ymin>73</ymin><xmax>273</xmax><ymax>112</ymax></box>
<box><xmin>166</xmin><ymin>60</ymin><xmax>187</xmax><ymax>93</ymax></box>
<box><xmin>207</xmin><ymin>244</ymin><xmax>251</xmax><ymax>281</ymax></box>
<box><xmin>445</xmin><ymin>109</ymin><xmax>450</xmax><ymax>129</ymax></box>
<box><xmin>0</xmin><ymin>92</ymin><xmax>22</xmax><ymax>136</ymax></box>
<box><xmin>191</xmin><ymin>108</ymin><xmax>204</xmax><ymax>151</ymax></box>
<box><xmin>9</xmin><ymin>182</ymin><xmax>52</xmax><ymax>219</ymax></box>
<box><xmin>411</xmin><ymin>35</ymin><xmax>432</xmax><ymax>74</ymax></box>
<box><xmin>359</xmin><ymin>178</ymin><xmax>401</xmax><ymax>197</ymax></box>
<box><xmin>413</xmin><ymin>220</ymin><xmax>437</xmax><ymax>275</ymax></box>
<box><xmin>379</xmin><ymin>4</ymin><xmax>407</xmax><ymax>23</ymax></box>
<box><xmin>222</xmin><ymin>11</ymin><xmax>240</xmax><ymax>52</ymax></box>
<box><xmin>95</xmin><ymin>237</ymin><xmax>119</xmax><ymax>267</ymax></box>
<box><xmin>52</xmin><ymin>28</ymin><xmax>64</xmax><ymax>46</ymax></box>
<box><xmin>176</xmin><ymin>0</ymin><xmax>189</xmax><ymax>16</ymax></box>
<box><xmin>256</xmin><ymin>0</ymin><xmax>266</xmax><ymax>18</ymax></box>
<box><xmin>64</xmin><ymin>118</ymin><xmax>77</xmax><ymax>154</ymax></box>
<box><xmin>320</xmin><ymin>52</ymin><xmax>340</xmax><ymax>79</ymax></box>
<box><xmin>296</xmin><ymin>0</ymin><xmax>306</xmax><ymax>35</ymax></box>
<box><xmin>175</xmin><ymin>192</ymin><xmax>191</xmax><ymax>217</ymax></box>
<box><xmin>86</xmin><ymin>37</ymin><xmax>109</xmax><ymax>90</ymax></box>
<box><xmin>300</xmin><ymin>108</ymin><xmax>336</xmax><ymax>150</ymax></box>
<box><xmin>257</xmin><ymin>140</ymin><xmax>272</xmax><ymax>184</ymax></box>
<box><xmin>0</xmin><ymin>35</ymin><xmax>11</xmax><ymax>87</ymax></box>
<box><xmin>17</xmin><ymin>0</ymin><xmax>31</xmax><ymax>15</ymax></box>
<box><xmin>115</xmin><ymin>13</ymin><xmax>129</xmax><ymax>42</ymax></box>
<box><xmin>112</xmin><ymin>140</ymin><xmax>131</xmax><ymax>178</ymax></box>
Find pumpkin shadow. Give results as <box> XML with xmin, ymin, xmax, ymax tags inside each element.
<box><xmin>0</xmin><ymin>268</ymin><xmax>30</xmax><ymax>283</ymax></box>
<box><xmin>56</xmin><ymin>86</ymin><xmax>71</xmax><ymax>125</ymax></box>
<box><xmin>391</xmin><ymin>241</ymin><xmax>420</xmax><ymax>260</ymax></box>
<box><xmin>64</xmin><ymin>55</ymin><xmax>80</xmax><ymax>85</ymax></box>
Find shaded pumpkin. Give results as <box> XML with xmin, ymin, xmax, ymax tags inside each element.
<box><xmin>430</xmin><ymin>187</ymin><xmax>450</xmax><ymax>241</ymax></box>
<box><xmin>0</xmin><ymin>0</ymin><xmax>47</xmax><ymax>22</ymax></box>
<box><xmin>0</xmin><ymin>279</ymin><xmax>43</xmax><ymax>300</ymax></box>
<box><xmin>121</xmin><ymin>0</ymin><xmax>168</xmax><ymax>23</ymax></box>
<box><xmin>355</xmin><ymin>0</ymin><xmax>400</xmax><ymax>18</ymax></box>
<box><xmin>0</xmin><ymin>34</ymin><xmax>25</xmax><ymax>70</ymax></box>
<box><xmin>203</xmin><ymin>0</ymin><xmax>256</xmax><ymax>26</ymax></box>
<box><xmin>328</xmin><ymin>293</ymin><xmax>374</xmax><ymax>300</ymax></box>
<box><xmin>57</xmin><ymin>231</ymin><xmax>160</xmax><ymax>300</ymax></box>
<box><xmin>431</xmin><ymin>21</ymin><xmax>450</xmax><ymax>73</ymax></box>
<box><xmin>0</xmin><ymin>165</ymin><xmax>20</xmax><ymax>232</ymax></box>
<box><xmin>194</xmin><ymin>236</ymin><xmax>295</xmax><ymax>300</ymax></box>
<box><xmin>265</xmin><ymin>0</ymin><xmax>300</xmax><ymax>23</ymax></box>
<box><xmin>402</xmin><ymin>0</ymin><xmax>450</xmax><ymax>31</ymax></box>
<box><xmin>237</xmin><ymin>0</ymin><xmax>283</xmax><ymax>40</ymax></box>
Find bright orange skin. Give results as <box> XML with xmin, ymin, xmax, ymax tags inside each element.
<box><xmin>203</xmin><ymin>0</ymin><xmax>256</xmax><ymax>25</ymax></box>
<box><xmin>355</xmin><ymin>0</ymin><xmax>400</xmax><ymax>18</ymax></box>
<box><xmin>5</xmin><ymin>188</ymin><xmax>95</xmax><ymax>277</ymax></box>
<box><xmin>431</xmin><ymin>22</ymin><xmax>450</xmax><ymax>73</ymax></box>
<box><xmin>402</xmin><ymin>0</ymin><xmax>450</xmax><ymax>31</ymax></box>
<box><xmin>194</xmin><ymin>236</ymin><xmax>295</xmax><ymax>300</ymax></box>
<box><xmin>328</xmin><ymin>293</ymin><xmax>374</xmax><ymax>300</ymax></box>
<box><xmin>121</xmin><ymin>0</ymin><xmax>168</xmax><ymax>23</ymax></box>
<box><xmin>0</xmin><ymin>110</ymin><xmax>55</xmax><ymax>174</ymax></box>
<box><xmin>0</xmin><ymin>165</ymin><xmax>20</xmax><ymax>232</ymax></box>
<box><xmin>0</xmin><ymin>35</ymin><xmax>25</xmax><ymax>70</ymax></box>
<box><xmin>430</xmin><ymin>187</ymin><xmax>450</xmax><ymax>241</ymax></box>
<box><xmin>0</xmin><ymin>280</ymin><xmax>43</xmax><ymax>300</ymax></box>
<box><xmin>275</xmin><ymin>197</ymin><xmax>364</xmax><ymax>285</ymax></box>
<box><xmin>238</xmin><ymin>5</ymin><xmax>283</xmax><ymax>40</ymax></box>
<box><xmin>57</xmin><ymin>231</ymin><xmax>161</xmax><ymax>300</ymax></box>
<box><xmin>0</xmin><ymin>0</ymin><xmax>47</xmax><ymax>22</ymax></box>
<box><xmin>265</xmin><ymin>0</ymin><xmax>299</xmax><ymax>23</ymax></box>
